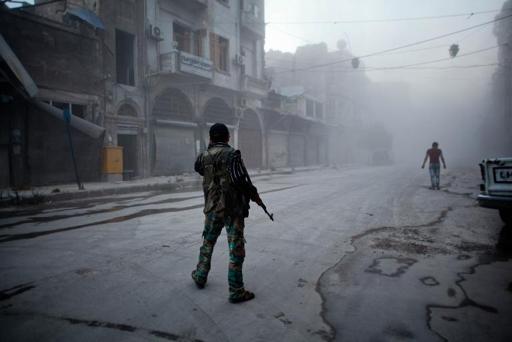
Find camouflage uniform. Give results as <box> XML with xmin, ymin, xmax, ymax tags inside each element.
<box><xmin>192</xmin><ymin>142</ymin><xmax>258</xmax><ymax>300</ymax></box>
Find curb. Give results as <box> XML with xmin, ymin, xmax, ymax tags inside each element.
<box><xmin>1</xmin><ymin>166</ymin><xmax>324</xmax><ymax>206</ymax></box>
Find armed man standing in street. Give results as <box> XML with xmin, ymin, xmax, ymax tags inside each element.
<box><xmin>191</xmin><ymin>123</ymin><xmax>264</xmax><ymax>303</ymax></box>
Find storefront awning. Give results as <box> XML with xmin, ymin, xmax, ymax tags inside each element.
<box><xmin>66</xmin><ymin>5</ymin><xmax>105</xmax><ymax>30</ymax></box>
<box><xmin>0</xmin><ymin>34</ymin><xmax>38</xmax><ymax>98</ymax></box>
<box><xmin>0</xmin><ymin>34</ymin><xmax>104</xmax><ymax>139</ymax></box>
<box><xmin>33</xmin><ymin>101</ymin><xmax>105</xmax><ymax>139</ymax></box>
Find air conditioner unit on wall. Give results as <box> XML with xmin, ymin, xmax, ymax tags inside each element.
<box><xmin>233</xmin><ymin>54</ymin><xmax>245</xmax><ymax>66</ymax></box>
<box><xmin>148</xmin><ymin>24</ymin><xmax>164</xmax><ymax>41</ymax></box>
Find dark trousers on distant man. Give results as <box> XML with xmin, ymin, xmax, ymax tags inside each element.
<box><xmin>429</xmin><ymin>163</ymin><xmax>441</xmax><ymax>189</ymax></box>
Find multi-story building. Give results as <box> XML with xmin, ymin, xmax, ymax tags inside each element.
<box><xmin>144</xmin><ymin>0</ymin><xmax>268</xmax><ymax>175</ymax></box>
<box><xmin>492</xmin><ymin>0</ymin><xmax>512</xmax><ymax>155</ymax></box>
<box><xmin>266</xmin><ymin>41</ymin><xmax>376</xmax><ymax>166</ymax></box>
<box><xmin>0</xmin><ymin>2</ymin><xmax>107</xmax><ymax>188</ymax></box>
<box><xmin>2</xmin><ymin>0</ymin><xmax>337</xmax><ymax>190</ymax></box>
<box><xmin>1</xmin><ymin>0</ymin><xmax>269</xmax><ymax>189</ymax></box>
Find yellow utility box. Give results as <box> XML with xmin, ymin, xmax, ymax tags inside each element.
<box><xmin>102</xmin><ymin>146</ymin><xmax>123</xmax><ymax>174</ymax></box>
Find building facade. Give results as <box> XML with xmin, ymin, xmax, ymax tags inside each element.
<box><xmin>1</xmin><ymin>3</ymin><xmax>106</xmax><ymax>189</ymax></box>
<box><xmin>1</xmin><ymin>0</ymin><xmax>336</xmax><ymax>190</ymax></box>
<box><xmin>491</xmin><ymin>0</ymin><xmax>512</xmax><ymax>156</ymax></box>
<box><xmin>144</xmin><ymin>0</ymin><xmax>268</xmax><ymax>176</ymax></box>
<box><xmin>266</xmin><ymin>41</ymin><xmax>386</xmax><ymax>166</ymax></box>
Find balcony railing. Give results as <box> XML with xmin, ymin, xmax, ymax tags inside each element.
<box><xmin>179</xmin><ymin>51</ymin><xmax>213</xmax><ymax>79</ymax></box>
<box><xmin>160</xmin><ymin>50</ymin><xmax>213</xmax><ymax>79</ymax></box>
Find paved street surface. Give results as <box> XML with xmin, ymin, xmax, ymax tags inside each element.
<box><xmin>0</xmin><ymin>166</ymin><xmax>511</xmax><ymax>342</ymax></box>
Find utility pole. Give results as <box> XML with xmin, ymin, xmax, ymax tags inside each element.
<box><xmin>500</xmin><ymin>41</ymin><xmax>512</xmax><ymax>152</ymax></box>
<box><xmin>507</xmin><ymin>43</ymin><xmax>512</xmax><ymax>125</ymax></box>
<box><xmin>63</xmin><ymin>108</ymin><xmax>84</xmax><ymax>190</ymax></box>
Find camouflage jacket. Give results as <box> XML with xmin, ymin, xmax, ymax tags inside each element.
<box><xmin>194</xmin><ymin>142</ymin><xmax>257</xmax><ymax>218</ymax></box>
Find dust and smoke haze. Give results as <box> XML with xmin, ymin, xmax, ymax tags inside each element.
<box><xmin>266</xmin><ymin>0</ymin><xmax>511</xmax><ymax>167</ymax></box>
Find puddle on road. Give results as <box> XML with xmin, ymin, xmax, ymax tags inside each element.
<box><xmin>420</xmin><ymin>276</ymin><xmax>440</xmax><ymax>287</ymax></box>
<box><xmin>427</xmin><ymin>226</ymin><xmax>512</xmax><ymax>341</ymax></box>
<box><xmin>365</xmin><ymin>256</ymin><xmax>417</xmax><ymax>277</ymax></box>
<box><xmin>372</xmin><ymin>237</ymin><xmax>449</xmax><ymax>255</ymax></box>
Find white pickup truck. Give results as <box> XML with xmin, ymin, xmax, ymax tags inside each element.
<box><xmin>478</xmin><ymin>158</ymin><xmax>512</xmax><ymax>226</ymax></box>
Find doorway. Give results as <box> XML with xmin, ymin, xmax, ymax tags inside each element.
<box><xmin>117</xmin><ymin>134</ymin><xmax>138</xmax><ymax>180</ymax></box>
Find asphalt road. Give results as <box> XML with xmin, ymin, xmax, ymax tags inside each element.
<box><xmin>0</xmin><ymin>166</ymin><xmax>511</xmax><ymax>342</ymax></box>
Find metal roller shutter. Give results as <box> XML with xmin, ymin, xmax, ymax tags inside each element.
<box><xmin>154</xmin><ymin>126</ymin><xmax>196</xmax><ymax>175</ymax></box>
<box><xmin>268</xmin><ymin>131</ymin><xmax>288</xmax><ymax>168</ymax></box>
<box><xmin>305</xmin><ymin>137</ymin><xmax>318</xmax><ymax>166</ymax></box>
<box><xmin>289</xmin><ymin>134</ymin><xmax>305</xmax><ymax>167</ymax></box>
<box><xmin>238</xmin><ymin>128</ymin><xmax>262</xmax><ymax>169</ymax></box>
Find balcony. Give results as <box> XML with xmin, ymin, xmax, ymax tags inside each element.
<box><xmin>242</xmin><ymin>74</ymin><xmax>269</xmax><ymax>97</ymax></box>
<box><xmin>241</xmin><ymin>11</ymin><xmax>265</xmax><ymax>37</ymax></box>
<box><xmin>160</xmin><ymin>50</ymin><xmax>213</xmax><ymax>79</ymax></box>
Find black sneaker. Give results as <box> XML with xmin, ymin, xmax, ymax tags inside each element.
<box><xmin>229</xmin><ymin>290</ymin><xmax>255</xmax><ymax>304</ymax></box>
<box><xmin>191</xmin><ymin>270</ymin><xmax>206</xmax><ymax>289</ymax></box>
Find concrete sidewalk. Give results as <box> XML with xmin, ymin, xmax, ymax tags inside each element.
<box><xmin>0</xmin><ymin>165</ymin><xmax>325</xmax><ymax>205</ymax></box>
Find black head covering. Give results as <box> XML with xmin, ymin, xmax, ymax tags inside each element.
<box><xmin>209</xmin><ymin>123</ymin><xmax>229</xmax><ymax>142</ymax></box>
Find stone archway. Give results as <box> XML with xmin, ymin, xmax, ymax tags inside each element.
<box><xmin>117</xmin><ymin>103</ymin><xmax>138</xmax><ymax>117</ymax></box>
<box><xmin>264</xmin><ymin>109</ymin><xmax>289</xmax><ymax>169</ymax></box>
<box><xmin>152</xmin><ymin>88</ymin><xmax>194</xmax><ymax>121</ymax></box>
<box><xmin>152</xmin><ymin>88</ymin><xmax>197</xmax><ymax>175</ymax></box>
<box><xmin>288</xmin><ymin>117</ymin><xmax>309</xmax><ymax>167</ymax></box>
<box><xmin>238</xmin><ymin>109</ymin><xmax>263</xmax><ymax>169</ymax></box>
<box><xmin>202</xmin><ymin>97</ymin><xmax>235</xmax><ymax>146</ymax></box>
<box><xmin>203</xmin><ymin>97</ymin><xmax>235</xmax><ymax>125</ymax></box>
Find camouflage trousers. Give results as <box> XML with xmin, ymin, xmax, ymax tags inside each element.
<box><xmin>194</xmin><ymin>213</ymin><xmax>246</xmax><ymax>295</ymax></box>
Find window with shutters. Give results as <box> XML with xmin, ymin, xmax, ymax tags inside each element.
<box><xmin>210</xmin><ymin>33</ymin><xmax>230</xmax><ymax>72</ymax></box>
<box><xmin>194</xmin><ymin>30</ymin><xmax>204</xmax><ymax>57</ymax></box>
<box><xmin>174</xmin><ymin>24</ymin><xmax>204</xmax><ymax>57</ymax></box>
<box><xmin>173</xmin><ymin>23</ymin><xmax>192</xmax><ymax>54</ymax></box>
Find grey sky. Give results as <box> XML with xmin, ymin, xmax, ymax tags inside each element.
<box><xmin>265</xmin><ymin>0</ymin><xmax>507</xmax><ymax>85</ymax></box>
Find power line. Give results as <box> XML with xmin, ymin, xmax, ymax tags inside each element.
<box><xmin>269</xmin><ymin>26</ymin><xmax>313</xmax><ymax>43</ymax></box>
<box><xmin>267</xmin><ymin>9</ymin><xmax>502</xmax><ymax>25</ymax></box>
<box><xmin>365</xmin><ymin>63</ymin><xmax>500</xmax><ymax>72</ymax></box>
<box><xmin>276</xmin><ymin>13</ymin><xmax>512</xmax><ymax>74</ymax></box>
<box><xmin>291</xmin><ymin>45</ymin><xmax>502</xmax><ymax>74</ymax></box>
<box><xmin>266</xmin><ymin>43</ymin><xmax>453</xmax><ymax>64</ymax></box>
<box><xmin>369</xmin><ymin>45</ymin><xmax>501</xmax><ymax>70</ymax></box>
<box><xmin>379</xmin><ymin>43</ymin><xmax>452</xmax><ymax>56</ymax></box>
<box><xmin>282</xmin><ymin>45</ymin><xmax>501</xmax><ymax>73</ymax></box>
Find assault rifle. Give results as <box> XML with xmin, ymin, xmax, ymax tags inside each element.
<box><xmin>240</xmin><ymin>163</ymin><xmax>274</xmax><ymax>222</ymax></box>
<box><xmin>259</xmin><ymin>201</ymin><xmax>274</xmax><ymax>222</ymax></box>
